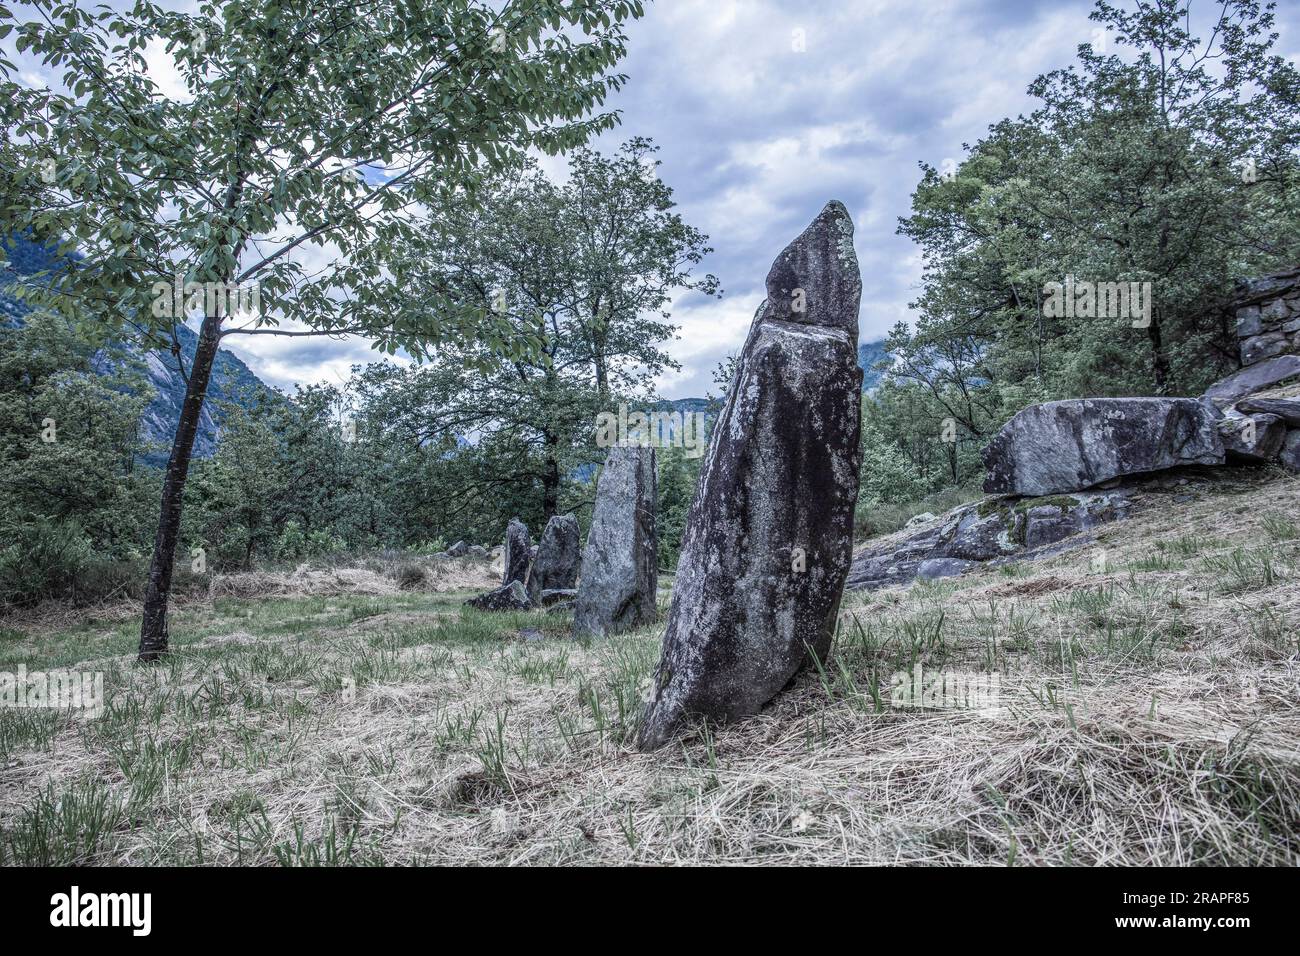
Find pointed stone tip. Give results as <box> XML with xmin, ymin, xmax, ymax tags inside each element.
<box><xmin>761</xmin><ymin>200</ymin><xmax>862</xmax><ymax>337</ymax></box>
<box><xmin>820</xmin><ymin>199</ymin><xmax>851</xmax><ymax>220</ymax></box>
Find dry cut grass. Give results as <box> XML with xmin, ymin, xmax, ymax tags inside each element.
<box><xmin>0</xmin><ymin>469</ymin><xmax>1298</xmax><ymax>865</ymax></box>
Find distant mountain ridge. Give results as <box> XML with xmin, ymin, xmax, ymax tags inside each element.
<box><xmin>2</xmin><ymin>235</ymin><xmax>273</xmax><ymax>459</ymax></box>
<box><xmin>858</xmin><ymin>339</ymin><xmax>891</xmax><ymax>391</ymax></box>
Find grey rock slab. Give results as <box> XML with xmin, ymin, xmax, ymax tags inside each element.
<box><xmin>982</xmin><ymin>398</ymin><xmax>1224</xmax><ymax>496</ymax></box>
<box><xmin>1234</xmin><ymin>397</ymin><xmax>1300</xmax><ymax>427</ymax></box>
<box><xmin>1203</xmin><ymin>355</ymin><xmax>1300</xmax><ymax>403</ymax></box>
<box><xmin>526</xmin><ymin>514</ymin><xmax>581</xmax><ymax>605</ymax></box>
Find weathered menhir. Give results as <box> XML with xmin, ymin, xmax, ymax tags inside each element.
<box><xmin>527</xmin><ymin>513</ymin><xmax>581</xmax><ymax>604</ymax></box>
<box><xmin>572</xmin><ymin>446</ymin><xmax>658</xmax><ymax>638</ymax></box>
<box><xmin>637</xmin><ymin>201</ymin><xmax>864</xmax><ymax>751</ymax></box>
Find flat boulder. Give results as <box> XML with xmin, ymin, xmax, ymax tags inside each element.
<box><xmin>638</xmin><ymin>202</ymin><xmax>863</xmax><ymax>750</ymax></box>
<box><xmin>1234</xmin><ymin>397</ymin><xmax>1300</xmax><ymax>427</ymax></box>
<box><xmin>1203</xmin><ymin>355</ymin><xmax>1300</xmax><ymax>403</ymax></box>
<box><xmin>526</xmin><ymin>514</ymin><xmax>581</xmax><ymax>604</ymax></box>
<box><xmin>465</xmin><ymin>580</ymin><xmax>531</xmax><ymax>612</ymax></box>
<box><xmin>572</xmin><ymin>447</ymin><xmax>658</xmax><ymax>638</ymax></box>
<box><xmin>982</xmin><ymin>398</ymin><xmax>1224</xmax><ymax>496</ymax></box>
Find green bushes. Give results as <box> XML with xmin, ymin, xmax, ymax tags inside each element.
<box><xmin>0</xmin><ymin>518</ymin><xmax>94</xmax><ymax>607</ymax></box>
<box><xmin>853</xmin><ymin>484</ymin><xmax>983</xmax><ymax>541</ymax></box>
<box><xmin>0</xmin><ymin>520</ymin><xmax>213</xmax><ymax>609</ymax></box>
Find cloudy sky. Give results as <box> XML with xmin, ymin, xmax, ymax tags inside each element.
<box><xmin>242</xmin><ymin>0</ymin><xmax>1107</xmax><ymax>397</ymax></box>
<box><xmin>588</xmin><ymin>0</ymin><xmax>1105</xmax><ymax>398</ymax></box>
<box><xmin>13</xmin><ymin>0</ymin><xmax>1300</xmax><ymax>398</ymax></box>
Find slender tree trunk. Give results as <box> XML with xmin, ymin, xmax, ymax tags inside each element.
<box><xmin>1147</xmin><ymin>311</ymin><xmax>1170</xmax><ymax>395</ymax></box>
<box><xmin>589</xmin><ymin>297</ymin><xmax>610</xmax><ymax>403</ymax></box>
<box><xmin>542</xmin><ymin>432</ymin><xmax>560</xmax><ymax>520</ymax></box>
<box><xmin>593</xmin><ymin>345</ymin><xmax>609</xmax><ymax>402</ymax></box>
<box><xmin>138</xmin><ymin>314</ymin><xmax>223</xmax><ymax>662</ymax></box>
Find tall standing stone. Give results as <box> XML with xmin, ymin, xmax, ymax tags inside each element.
<box><xmin>503</xmin><ymin>517</ymin><xmax>531</xmax><ymax>587</ymax></box>
<box><xmin>572</xmin><ymin>447</ymin><xmax>658</xmax><ymax>638</ymax></box>
<box><xmin>527</xmin><ymin>514</ymin><xmax>581</xmax><ymax>604</ymax></box>
<box><xmin>637</xmin><ymin>201</ymin><xmax>864</xmax><ymax>751</ymax></box>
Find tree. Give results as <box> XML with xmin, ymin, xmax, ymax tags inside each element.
<box><xmin>403</xmin><ymin>140</ymin><xmax>718</xmax><ymax>521</ymax></box>
<box><xmin>894</xmin><ymin>0</ymin><xmax>1300</xmax><ymax>432</ymax></box>
<box><xmin>0</xmin><ymin>0</ymin><xmax>643</xmax><ymax>659</ymax></box>
<box><xmin>0</xmin><ymin>313</ymin><xmax>156</xmax><ymax>604</ymax></box>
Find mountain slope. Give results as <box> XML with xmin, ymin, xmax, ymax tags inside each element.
<box><xmin>858</xmin><ymin>338</ymin><xmax>890</xmax><ymax>391</ymax></box>
<box><xmin>2</xmin><ymin>235</ymin><xmax>274</xmax><ymax>459</ymax></box>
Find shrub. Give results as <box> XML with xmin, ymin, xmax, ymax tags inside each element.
<box><xmin>853</xmin><ymin>484</ymin><xmax>983</xmax><ymax>541</ymax></box>
<box><xmin>0</xmin><ymin>519</ymin><xmax>94</xmax><ymax>608</ymax></box>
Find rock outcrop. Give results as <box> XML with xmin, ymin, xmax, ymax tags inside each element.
<box><xmin>1218</xmin><ymin>414</ymin><xmax>1287</xmax><ymax>462</ymax></box>
<box><xmin>572</xmin><ymin>447</ymin><xmax>658</xmax><ymax>638</ymax></box>
<box><xmin>526</xmin><ymin>514</ymin><xmax>581</xmax><ymax>604</ymax></box>
<box><xmin>850</xmin><ymin>266</ymin><xmax>1300</xmax><ymax>594</ymax></box>
<box><xmin>982</xmin><ymin>398</ymin><xmax>1224</xmax><ymax>496</ymax></box>
<box><xmin>638</xmin><ymin>201</ymin><xmax>863</xmax><ymax>751</ymax></box>
<box><xmin>1203</xmin><ymin>355</ymin><xmax>1300</xmax><ymax>404</ymax></box>
<box><xmin>503</xmin><ymin>518</ymin><xmax>531</xmax><ymax>587</ymax></box>
<box><xmin>847</xmin><ymin>490</ymin><xmax>1132</xmax><ymax>590</ymax></box>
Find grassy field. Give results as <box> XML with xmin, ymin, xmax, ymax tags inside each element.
<box><xmin>1</xmin><ymin>471</ymin><xmax>1298</xmax><ymax>865</ymax></box>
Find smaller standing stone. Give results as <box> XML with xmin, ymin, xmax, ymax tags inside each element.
<box><xmin>503</xmin><ymin>517</ymin><xmax>531</xmax><ymax>586</ymax></box>
<box><xmin>527</xmin><ymin>514</ymin><xmax>581</xmax><ymax>604</ymax></box>
<box><xmin>573</xmin><ymin>447</ymin><xmax>658</xmax><ymax>638</ymax></box>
